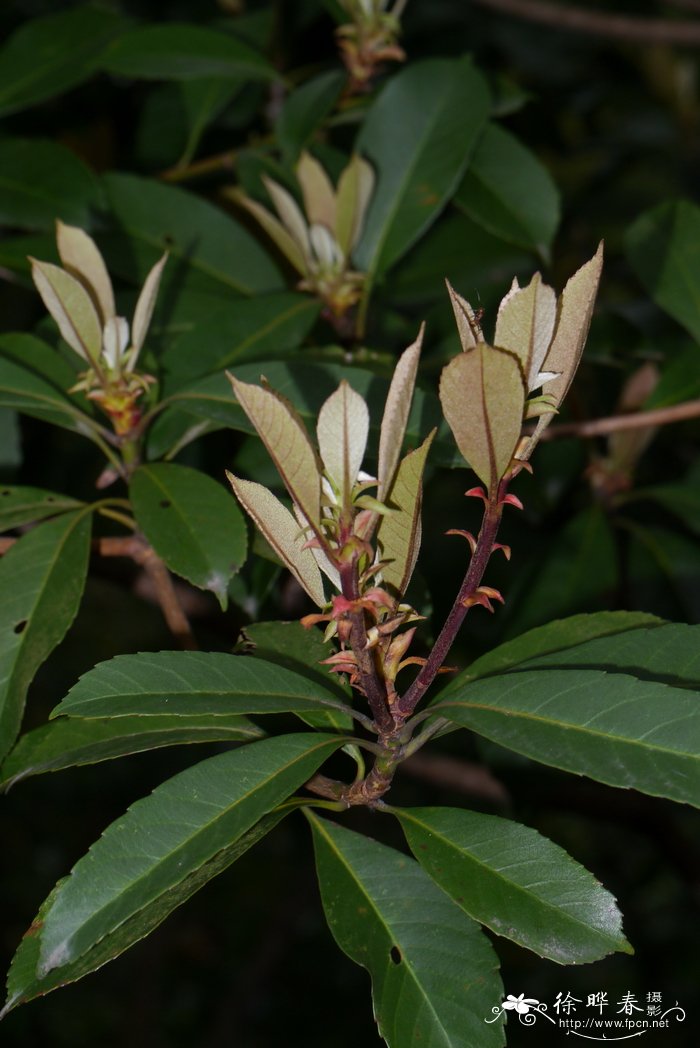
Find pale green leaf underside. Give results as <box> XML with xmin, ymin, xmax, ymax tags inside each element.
<box><xmin>396</xmin><ymin>807</ymin><xmax>630</xmax><ymax>965</ymax></box>
<box><xmin>309</xmin><ymin>814</ymin><xmax>505</xmax><ymax>1048</ymax></box>
<box><xmin>436</xmin><ymin>667</ymin><xmax>700</xmax><ymax>806</ymax></box>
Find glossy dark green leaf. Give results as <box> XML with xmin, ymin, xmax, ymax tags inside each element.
<box><xmin>0</xmin><ymin>7</ymin><xmax>127</xmax><ymax>117</ymax></box>
<box><xmin>100</xmin><ymin>24</ymin><xmax>276</xmax><ymax>81</ymax></box>
<box><xmin>439</xmin><ymin>611</ymin><xmax>663</xmax><ymax>699</ymax></box>
<box><xmin>239</xmin><ymin>621</ymin><xmax>352</xmax><ymax>731</ymax></box>
<box><xmin>2</xmin><ymin>775</ymin><xmax>298</xmax><ymax>1016</ymax></box>
<box><xmin>634</xmin><ymin>482</ymin><xmax>700</xmax><ymax>536</ymax></box>
<box><xmin>0</xmin><ymin>332</ymin><xmax>80</xmax><ymax>394</ymax></box>
<box><xmin>129</xmin><ymin>463</ymin><xmax>247</xmax><ymax>608</ymax></box>
<box><xmin>625</xmin><ymin>199</ymin><xmax>700</xmax><ymax>344</ymax></box>
<box><xmin>0</xmin><ymin>411</ymin><xmax>20</xmax><ymax>468</ymax></box>
<box><xmin>454</xmin><ymin>123</ymin><xmax>559</xmax><ymax>258</ymax></box>
<box><xmin>50</xmin><ymin>650</ymin><xmax>355</xmax><ymax>721</ymax></box>
<box><xmin>0</xmin><ymin>139</ymin><xmax>101</xmax><ymax>231</ymax></box>
<box><xmin>435</xmin><ymin>667</ymin><xmax>700</xmax><ymax>806</ymax></box>
<box><xmin>276</xmin><ymin>70</ymin><xmax>345</xmax><ymax>165</ymax></box>
<box><xmin>511</xmin><ymin>623</ymin><xmax>700</xmax><ymax>689</ymax></box>
<box><xmin>0</xmin><ymin>512</ymin><xmax>91</xmax><ymax>762</ymax></box>
<box><xmin>309</xmin><ymin>814</ymin><xmax>504</xmax><ymax>1048</ymax></box>
<box><xmin>395</xmin><ymin>807</ymin><xmax>630</xmax><ymax>964</ymax></box>
<box><xmin>161</xmin><ymin>293</ymin><xmax>320</xmax><ymax>385</ymax></box>
<box><xmin>0</xmin><ymin>485</ymin><xmax>83</xmax><ymax>533</ymax></box>
<box><xmin>31</xmin><ymin>734</ymin><xmax>339</xmax><ymax>980</ymax></box>
<box><xmin>134</xmin><ymin>78</ymin><xmax>242</xmax><ymax>171</ymax></box>
<box><xmin>355</xmin><ymin>56</ymin><xmax>490</xmax><ymax>278</ymax></box>
<box><xmin>0</xmin><ymin>713</ymin><xmax>263</xmax><ymax>790</ymax></box>
<box><xmin>0</xmin><ymin>354</ymin><xmax>95</xmax><ymax>436</ymax></box>
<box><xmin>102</xmin><ymin>173</ymin><xmax>282</xmax><ymax>297</ymax></box>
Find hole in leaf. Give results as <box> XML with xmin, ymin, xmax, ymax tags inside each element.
<box><xmin>159</xmin><ymin>499</ymin><xmax>172</xmax><ymax>509</ymax></box>
<box><xmin>46</xmin><ymin>496</ymin><xmax>56</xmax><ymax>503</ymax></box>
<box><xmin>389</xmin><ymin>946</ymin><xmax>401</xmax><ymax>966</ymax></box>
<box><xmin>14</xmin><ymin>620</ymin><xmax>28</xmax><ymax>635</ymax></box>
<box><xmin>1</xmin><ymin>490</ymin><xmax>10</xmax><ymax>496</ymax></box>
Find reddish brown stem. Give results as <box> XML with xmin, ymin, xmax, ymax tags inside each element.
<box><xmin>396</xmin><ymin>489</ymin><xmax>505</xmax><ymax>718</ymax></box>
<box><xmin>339</xmin><ymin>560</ymin><xmax>394</xmax><ymax>734</ymax></box>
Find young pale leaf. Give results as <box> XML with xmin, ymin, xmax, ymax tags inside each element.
<box><xmin>395</xmin><ymin>807</ymin><xmax>630</xmax><ymax>965</ymax></box>
<box><xmin>50</xmin><ymin>650</ymin><xmax>353</xmax><ymax>721</ymax></box>
<box><xmin>30</xmin><ymin>260</ymin><xmax>103</xmax><ymax>364</ymax></box>
<box><xmin>2</xmin><ymin>809</ymin><xmax>286</xmax><ymax>1016</ymax></box>
<box><xmin>524</xmin><ymin>242</ymin><xmax>603</xmax><ymax>457</ymax></box>
<box><xmin>435</xmin><ymin>668</ymin><xmax>700</xmax><ymax>807</ymax></box>
<box><xmin>228</xmin><ymin>376</ymin><xmax>321</xmax><ymax>528</ymax></box>
<box><xmin>297</xmin><ymin>151</ymin><xmax>336</xmax><ymax>231</ymax></box>
<box><xmin>130</xmin><ymin>463</ymin><xmax>247</xmax><ymax>609</ymax></box>
<box><xmin>335</xmin><ymin>154</ymin><xmax>375</xmax><ymax>259</ymax></box>
<box><xmin>55</xmin><ymin>221</ymin><xmax>115</xmax><ymax>324</ymax></box>
<box><xmin>36</xmin><ymin>734</ymin><xmax>342</xmax><ymax>978</ymax></box>
<box><xmin>445</xmin><ymin>280</ymin><xmax>482</xmax><ymax>351</ymax></box>
<box><xmin>316</xmin><ymin>381</ymin><xmax>369</xmax><ymax>508</ymax></box>
<box><xmin>227</xmin><ymin>188</ymin><xmax>308</xmax><ymax>275</ymax></box>
<box><xmin>0</xmin><ymin>713</ymin><xmax>263</xmax><ymax>790</ymax></box>
<box><xmin>377</xmin><ymin>431</ymin><xmax>435</xmax><ymax>597</ymax></box>
<box><xmin>131</xmin><ymin>252</ymin><xmax>168</xmax><ymax>356</ymax></box>
<box><xmin>440</xmin><ymin>344</ymin><xmax>525</xmax><ymax>489</ymax></box>
<box><xmin>0</xmin><ymin>512</ymin><xmax>91</xmax><ymax>762</ymax></box>
<box><xmin>227</xmin><ymin>474</ymin><xmax>325</xmax><ymax>607</ymax></box>
<box><xmin>494</xmin><ymin>272</ymin><xmax>557</xmax><ymax>390</ymax></box>
<box><xmin>262</xmin><ymin>176</ymin><xmax>312</xmax><ymax>265</ymax></box>
<box><xmin>377</xmin><ymin>326</ymin><xmax>423</xmax><ymax>501</ymax></box>
<box><xmin>0</xmin><ymin>485</ymin><xmax>82</xmax><ymax>532</ymax></box>
<box><xmin>308</xmin><ymin>813</ymin><xmax>505</xmax><ymax>1048</ymax></box>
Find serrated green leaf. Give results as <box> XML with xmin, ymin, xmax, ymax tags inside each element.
<box><xmin>435</xmin><ymin>667</ymin><xmax>700</xmax><ymax>806</ymax></box>
<box><xmin>130</xmin><ymin>463</ymin><xmax>247</xmax><ymax>609</ymax></box>
<box><xmin>102</xmin><ymin>173</ymin><xmax>282</xmax><ymax>298</ymax></box>
<box><xmin>0</xmin><ymin>7</ymin><xmax>127</xmax><ymax>118</ymax></box>
<box><xmin>308</xmin><ymin>814</ymin><xmax>504</xmax><ymax>1048</ymax></box>
<box><xmin>455</xmin><ymin>123</ymin><xmax>560</xmax><ymax>257</ymax></box>
<box><xmin>239</xmin><ymin>620</ymin><xmax>351</xmax><ymax>732</ymax></box>
<box><xmin>0</xmin><ymin>512</ymin><xmax>91</xmax><ymax>762</ymax></box>
<box><xmin>395</xmin><ymin>807</ymin><xmax>630</xmax><ymax>965</ymax></box>
<box><xmin>35</xmin><ymin>734</ymin><xmax>341</xmax><ymax>978</ymax></box>
<box><xmin>440</xmin><ymin>612</ymin><xmax>664</xmax><ymax>699</ymax></box>
<box><xmin>0</xmin><ymin>486</ymin><xmax>83</xmax><ymax>533</ymax></box>
<box><xmin>0</xmin><ymin>713</ymin><xmax>263</xmax><ymax>790</ymax></box>
<box><xmin>377</xmin><ymin>431</ymin><xmax>434</xmax><ymax>597</ymax></box>
<box><xmin>440</xmin><ymin>344</ymin><xmax>525</xmax><ymax>488</ymax></box>
<box><xmin>355</xmin><ymin>56</ymin><xmax>490</xmax><ymax>279</ymax></box>
<box><xmin>226</xmin><ymin>474</ymin><xmax>325</xmax><ymax>606</ymax></box>
<box><xmin>2</xmin><ymin>806</ymin><xmax>287</xmax><ymax>1015</ymax></box>
<box><xmin>0</xmin><ymin>140</ymin><xmax>102</xmax><ymax>232</ymax></box>
<box><xmin>100</xmin><ymin>24</ymin><xmax>277</xmax><ymax>82</ymax></box>
<box><xmin>50</xmin><ymin>650</ymin><xmax>353</xmax><ymax>721</ymax></box>
<box><xmin>316</xmin><ymin>381</ymin><xmax>368</xmax><ymax>507</ymax></box>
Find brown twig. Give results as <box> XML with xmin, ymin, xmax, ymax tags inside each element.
<box><xmin>159</xmin><ymin>148</ymin><xmax>237</xmax><ymax>184</ymax></box>
<box><xmin>0</xmin><ymin>533</ymin><xmax>197</xmax><ymax>650</ymax></box>
<box><xmin>470</xmin><ymin>0</ymin><xmax>700</xmax><ymax>45</ymax></box>
<box><xmin>400</xmin><ymin>752</ymin><xmax>510</xmax><ymax>806</ymax></box>
<box><xmin>540</xmin><ymin>397</ymin><xmax>700</xmax><ymax>440</ymax></box>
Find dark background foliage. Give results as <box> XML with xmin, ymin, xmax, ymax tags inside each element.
<box><xmin>1</xmin><ymin>0</ymin><xmax>699</xmax><ymax>1044</ymax></box>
